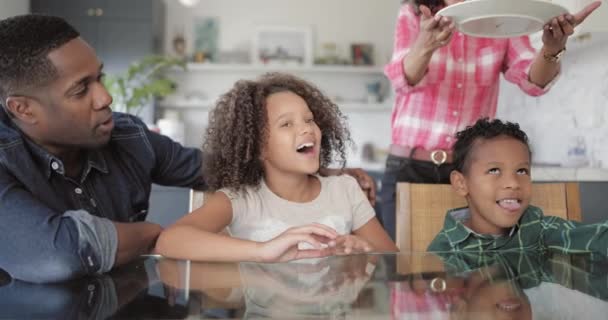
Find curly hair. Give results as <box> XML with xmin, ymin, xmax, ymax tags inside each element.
<box><xmin>202</xmin><ymin>73</ymin><xmax>352</xmax><ymax>192</ymax></box>
<box><xmin>452</xmin><ymin>118</ymin><xmax>531</xmax><ymax>173</ymax></box>
<box><xmin>403</xmin><ymin>0</ymin><xmax>449</xmax><ymax>15</ymax></box>
<box><xmin>0</xmin><ymin>15</ymin><xmax>79</xmax><ymax>104</ymax></box>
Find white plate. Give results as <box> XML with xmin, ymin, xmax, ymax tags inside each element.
<box><xmin>437</xmin><ymin>0</ymin><xmax>569</xmax><ymax>38</ymax></box>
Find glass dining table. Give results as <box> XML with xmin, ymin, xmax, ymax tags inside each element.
<box><xmin>1</xmin><ymin>251</ymin><xmax>607</xmax><ymax>319</ymax></box>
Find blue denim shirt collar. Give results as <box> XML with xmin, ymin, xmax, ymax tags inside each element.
<box><xmin>19</xmin><ymin>126</ymin><xmax>109</xmax><ymax>180</ymax></box>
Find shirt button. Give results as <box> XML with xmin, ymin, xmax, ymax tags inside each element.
<box><xmin>75</xmin><ymin>188</ymin><xmax>83</xmax><ymax>195</ymax></box>
<box><xmin>452</xmin><ymin>111</ymin><xmax>459</xmax><ymax>116</ymax></box>
<box><xmin>457</xmin><ymin>83</ymin><xmax>463</xmax><ymax>89</ymax></box>
<box><xmin>51</xmin><ymin>161</ymin><xmax>59</xmax><ymax>170</ymax></box>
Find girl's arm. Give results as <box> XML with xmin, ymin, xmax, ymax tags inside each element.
<box><xmin>353</xmin><ymin>217</ymin><xmax>399</xmax><ymax>253</ymax></box>
<box><xmin>155</xmin><ymin>192</ymin><xmax>339</xmax><ymax>262</ymax></box>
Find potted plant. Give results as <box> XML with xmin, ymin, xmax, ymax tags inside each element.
<box><xmin>103</xmin><ymin>55</ymin><xmax>186</xmax><ymax>116</ymax></box>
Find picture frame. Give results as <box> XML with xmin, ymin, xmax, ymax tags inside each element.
<box><xmin>351</xmin><ymin>43</ymin><xmax>374</xmax><ymax>66</ymax></box>
<box><xmin>252</xmin><ymin>26</ymin><xmax>313</xmax><ymax>66</ymax></box>
<box><xmin>193</xmin><ymin>16</ymin><xmax>219</xmax><ymax>62</ymax></box>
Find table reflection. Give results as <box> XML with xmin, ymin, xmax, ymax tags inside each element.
<box><xmin>1</xmin><ymin>251</ymin><xmax>607</xmax><ymax>319</ymax></box>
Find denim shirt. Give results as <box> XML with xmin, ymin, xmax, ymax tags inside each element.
<box><xmin>0</xmin><ymin>110</ymin><xmax>205</xmax><ymax>282</ymax></box>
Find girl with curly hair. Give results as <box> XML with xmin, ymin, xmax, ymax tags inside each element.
<box><xmin>156</xmin><ymin>73</ymin><xmax>397</xmax><ymax>262</ymax></box>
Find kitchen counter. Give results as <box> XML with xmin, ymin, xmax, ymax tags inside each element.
<box><xmin>532</xmin><ymin>166</ymin><xmax>608</xmax><ymax>182</ymax></box>
<box><xmin>348</xmin><ymin>159</ymin><xmax>608</xmax><ymax>182</ymax></box>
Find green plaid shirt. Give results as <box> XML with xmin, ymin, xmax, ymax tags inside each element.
<box><xmin>427</xmin><ymin>205</ymin><xmax>608</xmax><ymax>256</ymax></box>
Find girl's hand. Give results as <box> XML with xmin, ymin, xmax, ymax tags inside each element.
<box><xmin>542</xmin><ymin>1</ymin><xmax>601</xmax><ymax>54</ymax></box>
<box><xmin>332</xmin><ymin>234</ymin><xmax>373</xmax><ymax>255</ymax></box>
<box><xmin>413</xmin><ymin>5</ymin><xmax>455</xmax><ymax>54</ymax></box>
<box><xmin>257</xmin><ymin>223</ymin><xmax>338</xmax><ymax>262</ymax></box>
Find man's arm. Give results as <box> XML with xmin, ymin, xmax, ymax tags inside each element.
<box><xmin>113</xmin><ymin>221</ymin><xmax>162</xmax><ymax>265</ymax></box>
<box><xmin>0</xmin><ymin>168</ymin><xmax>92</xmax><ymax>282</ymax></box>
<box><xmin>0</xmin><ymin>166</ymin><xmax>161</xmax><ymax>282</ymax></box>
<box><xmin>143</xmin><ymin>122</ymin><xmax>205</xmax><ymax>189</ymax></box>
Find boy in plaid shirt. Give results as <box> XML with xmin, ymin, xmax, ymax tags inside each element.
<box><xmin>428</xmin><ymin>118</ymin><xmax>608</xmax><ymax>256</ymax></box>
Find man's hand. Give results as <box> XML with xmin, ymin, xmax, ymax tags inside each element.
<box><xmin>256</xmin><ymin>223</ymin><xmax>338</xmax><ymax>262</ymax></box>
<box><xmin>319</xmin><ymin>167</ymin><xmax>377</xmax><ymax>206</ymax></box>
<box><xmin>542</xmin><ymin>1</ymin><xmax>601</xmax><ymax>54</ymax></box>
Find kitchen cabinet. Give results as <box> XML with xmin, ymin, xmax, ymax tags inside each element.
<box><xmin>30</xmin><ymin>0</ymin><xmax>165</xmax><ymax>73</ymax></box>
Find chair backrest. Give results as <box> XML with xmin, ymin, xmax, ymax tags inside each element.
<box><xmin>189</xmin><ymin>189</ymin><xmax>207</xmax><ymax>211</ymax></box>
<box><xmin>395</xmin><ymin>182</ymin><xmax>582</xmax><ymax>252</ymax></box>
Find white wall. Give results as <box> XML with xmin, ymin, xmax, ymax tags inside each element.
<box><xmin>0</xmin><ymin>0</ymin><xmax>29</xmax><ymax>20</ymax></box>
<box><xmin>497</xmin><ymin>33</ymin><xmax>608</xmax><ymax>168</ymax></box>
<box><xmin>164</xmin><ymin>0</ymin><xmax>401</xmax><ymax>65</ymax></box>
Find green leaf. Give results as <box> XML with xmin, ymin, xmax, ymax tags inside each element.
<box><xmin>102</xmin><ymin>55</ymin><xmax>187</xmax><ymax>115</ymax></box>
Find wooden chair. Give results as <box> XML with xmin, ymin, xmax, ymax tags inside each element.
<box><xmin>395</xmin><ymin>182</ymin><xmax>582</xmax><ymax>253</ymax></box>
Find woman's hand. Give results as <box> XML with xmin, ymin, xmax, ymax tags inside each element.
<box><xmin>257</xmin><ymin>223</ymin><xmax>339</xmax><ymax>262</ymax></box>
<box><xmin>413</xmin><ymin>5</ymin><xmax>455</xmax><ymax>55</ymax></box>
<box><xmin>332</xmin><ymin>234</ymin><xmax>373</xmax><ymax>255</ymax></box>
<box><xmin>542</xmin><ymin>1</ymin><xmax>601</xmax><ymax>54</ymax></box>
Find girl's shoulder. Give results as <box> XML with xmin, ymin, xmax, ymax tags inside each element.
<box><xmin>217</xmin><ymin>184</ymin><xmax>262</xmax><ymax>202</ymax></box>
<box><xmin>317</xmin><ymin>173</ymin><xmax>359</xmax><ymax>191</ymax></box>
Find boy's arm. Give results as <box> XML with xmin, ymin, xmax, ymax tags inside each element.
<box><xmin>541</xmin><ymin>216</ymin><xmax>608</xmax><ymax>255</ymax></box>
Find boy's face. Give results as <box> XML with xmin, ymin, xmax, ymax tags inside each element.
<box><xmin>451</xmin><ymin>266</ymin><xmax>532</xmax><ymax>320</ymax></box>
<box><xmin>451</xmin><ymin>135</ymin><xmax>532</xmax><ymax>235</ymax></box>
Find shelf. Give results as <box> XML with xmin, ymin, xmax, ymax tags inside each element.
<box><xmin>181</xmin><ymin>63</ymin><xmax>385</xmax><ymax>74</ymax></box>
<box><xmin>159</xmin><ymin>99</ymin><xmax>392</xmax><ymax>112</ymax></box>
<box><xmin>159</xmin><ymin>100</ymin><xmax>214</xmax><ymax>110</ymax></box>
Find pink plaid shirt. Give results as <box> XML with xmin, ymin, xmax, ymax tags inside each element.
<box><xmin>384</xmin><ymin>4</ymin><xmax>557</xmax><ymax>150</ymax></box>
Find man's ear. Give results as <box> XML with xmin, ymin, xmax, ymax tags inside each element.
<box><xmin>5</xmin><ymin>96</ymin><xmax>38</xmax><ymax>124</ymax></box>
<box><xmin>450</xmin><ymin>170</ymin><xmax>468</xmax><ymax>197</ymax></box>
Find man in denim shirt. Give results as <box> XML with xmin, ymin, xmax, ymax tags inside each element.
<box><xmin>0</xmin><ymin>15</ymin><xmax>378</xmax><ymax>283</ymax></box>
<box><xmin>0</xmin><ymin>15</ymin><xmax>205</xmax><ymax>283</ymax></box>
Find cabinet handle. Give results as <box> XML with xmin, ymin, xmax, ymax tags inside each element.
<box><xmin>95</xmin><ymin>8</ymin><xmax>104</xmax><ymax>16</ymax></box>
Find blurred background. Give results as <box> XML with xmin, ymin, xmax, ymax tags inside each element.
<box><xmin>2</xmin><ymin>0</ymin><xmax>608</xmax><ymax>224</ymax></box>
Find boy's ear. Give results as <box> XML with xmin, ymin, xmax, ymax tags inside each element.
<box><xmin>450</xmin><ymin>170</ymin><xmax>468</xmax><ymax>197</ymax></box>
<box><xmin>5</xmin><ymin>96</ymin><xmax>38</xmax><ymax>124</ymax></box>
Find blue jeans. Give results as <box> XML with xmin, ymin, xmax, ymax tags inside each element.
<box><xmin>378</xmin><ymin>154</ymin><xmax>454</xmax><ymax>240</ymax></box>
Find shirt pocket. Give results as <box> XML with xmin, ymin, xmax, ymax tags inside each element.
<box><xmin>474</xmin><ymin>45</ymin><xmax>504</xmax><ymax>86</ymax></box>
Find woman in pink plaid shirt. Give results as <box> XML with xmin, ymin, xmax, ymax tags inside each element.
<box><xmin>379</xmin><ymin>0</ymin><xmax>601</xmax><ymax>239</ymax></box>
